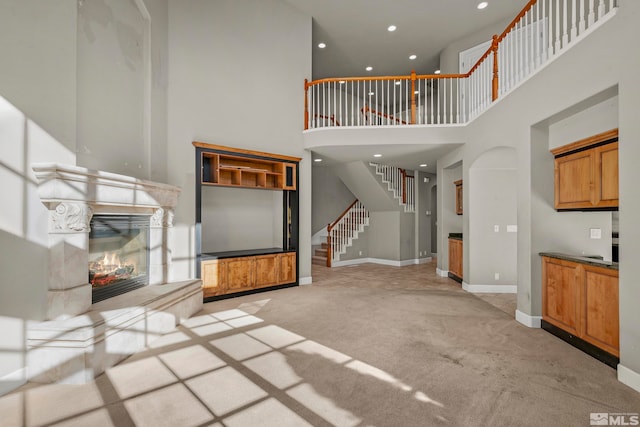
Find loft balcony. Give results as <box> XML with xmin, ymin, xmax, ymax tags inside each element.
<box><xmin>303</xmin><ymin>0</ymin><xmax>618</xmax><ymax>132</ymax></box>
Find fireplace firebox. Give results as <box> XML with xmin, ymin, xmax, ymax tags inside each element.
<box><xmin>89</xmin><ymin>215</ymin><xmax>150</xmax><ymax>303</ymax></box>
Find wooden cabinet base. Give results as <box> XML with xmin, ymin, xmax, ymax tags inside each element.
<box><xmin>541</xmin><ymin>255</ymin><xmax>619</xmax><ymax>365</ymax></box>
<box><xmin>541</xmin><ymin>320</ymin><xmax>619</xmax><ymax>368</ymax></box>
<box><xmin>202</xmin><ymin>252</ymin><xmax>296</xmax><ymax>299</ymax></box>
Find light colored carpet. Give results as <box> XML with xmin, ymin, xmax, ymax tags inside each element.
<box><xmin>1</xmin><ymin>261</ymin><xmax>639</xmax><ymax>426</ymax></box>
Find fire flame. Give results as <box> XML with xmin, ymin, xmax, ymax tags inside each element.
<box><xmin>89</xmin><ymin>252</ymin><xmax>136</xmax><ymax>286</ymax></box>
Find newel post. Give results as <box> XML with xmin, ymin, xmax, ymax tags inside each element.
<box><xmin>304</xmin><ymin>79</ymin><xmax>309</xmax><ymax>130</ymax></box>
<box><xmin>492</xmin><ymin>35</ymin><xmax>499</xmax><ymax>102</ymax></box>
<box><xmin>410</xmin><ymin>70</ymin><xmax>417</xmax><ymax>124</ymax></box>
<box><xmin>326</xmin><ymin>223</ymin><xmax>332</xmax><ymax>267</ymax></box>
<box><xmin>401</xmin><ymin>169</ymin><xmax>407</xmax><ymax>204</ymax></box>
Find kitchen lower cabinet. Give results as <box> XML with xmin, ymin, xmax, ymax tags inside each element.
<box><xmin>541</xmin><ymin>255</ymin><xmax>619</xmax><ymax>360</ymax></box>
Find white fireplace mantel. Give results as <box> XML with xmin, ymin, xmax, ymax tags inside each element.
<box><xmin>32</xmin><ymin>163</ymin><xmax>182</xmax><ymax>320</ymax></box>
<box><xmin>28</xmin><ymin>164</ymin><xmax>203</xmax><ymax>384</ymax></box>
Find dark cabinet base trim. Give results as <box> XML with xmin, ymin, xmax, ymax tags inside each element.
<box><xmin>203</xmin><ymin>282</ymin><xmax>298</xmax><ymax>303</ymax></box>
<box><xmin>448</xmin><ymin>273</ymin><xmax>462</xmax><ymax>283</ymax></box>
<box><xmin>541</xmin><ymin>320</ymin><xmax>619</xmax><ymax>369</ymax></box>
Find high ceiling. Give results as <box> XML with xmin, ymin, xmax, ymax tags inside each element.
<box><xmin>283</xmin><ymin>0</ymin><xmax>528</xmax><ymax>172</ymax></box>
<box><xmin>284</xmin><ymin>0</ymin><xmax>526</xmax><ymax>79</ymax></box>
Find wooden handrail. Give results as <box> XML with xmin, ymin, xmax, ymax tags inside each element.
<box><xmin>498</xmin><ymin>0</ymin><xmax>538</xmax><ymax>42</ymax></box>
<box><xmin>361</xmin><ymin>106</ymin><xmax>408</xmax><ymax>125</ymax></box>
<box><xmin>328</xmin><ymin>199</ymin><xmax>359</xmax><ymax>232</ymax></box>
<box><xmin>314</xmin><ymin>114</ymin><xmax>341</xmax><ymax>126</ymax></box>
<box><xmin>306</xmin><ymin>73</ymin><xmax>465</xmax><ymax>88</ymax></box>
<box><xmin>327</xmin><ymin>199</ymin><xmax>359</xmax><ymax>267</ymax></box>
<box><xmin>400</xmin><ymin>169</ymin><xmax>407</xmax><ymax>204</ymax></box>
<box><xmin>303</xmin><ymin>0</ymin><xmax>549</xmax><ymax>129</ymax></box>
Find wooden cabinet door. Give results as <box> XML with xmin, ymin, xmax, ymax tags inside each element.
<box><xmin>581</xmin><ymin>265</ymin><xmax>619</xmax><ymax>356</ymax></box>
<box><xmin>279</xmin><ymin>253</ymin><xmax>296</xmax><ymax>284</ymax></box>
<box><xmin>554</xmin><ymin>150</ymin><xmax>594</xmax><ymax>209</ymax></box>
<box><xmin>226</xmin><ymin>257</ymin><xmax>255</xmax><ymax>291</ymax></box>
<box><xmin>255</xmin><ymin>254</ymin><xmax>279</xmax><ymax>288</ymax></box>
<box><xmin>201</xmin><ymin>260</ymin><xmax>228</xmax><ymax>298</ymax></box>
<box><xmin>542</xmin><ymin>257</ymin><xmax>580</xmax><ymax>335</ymax></box>
<box><xmin>595</xmin><ymin>142</ymin><xmax>618</xmax><ymax>207</ymax></box>
<box><xmin>448</xmin><ymin>238</ymin><xmax>463</xmax><ymax>279</ymax></box>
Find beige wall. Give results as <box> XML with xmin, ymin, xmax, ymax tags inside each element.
<box><xmin>167</xmin><ymin>0</ymin><xmax>312</xmax><ymax>281</ymax></box>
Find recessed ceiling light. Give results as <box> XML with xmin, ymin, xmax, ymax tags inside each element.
<box><xmin>314</xmin><ymin>158</ymin><xmax>323</xmax><ymax>162</ymax></box>
<box><xmin>414</xmin><ymin>90</ymin><xmax>420</xmax><ymax>94</ymax></box>
<box><xmin>409</xmin><ymin>54</ymin><xmax>417</xmax><ymax>60</ymax></box>
<box><xmin>395</xmin><ymin>81</ymin><xmax>401</xmax><ymax>85</ymax></box>
<box><xmin>477</xmin><ymin>2</ymin><xmax>488</xmax><ymax>10</ymax></box>
<box><xmin>420</xmin><ymin>164</ymin><xmax>427</xmax><ymax>167</ymax></box>
<box><xmin>366</xmin><ymin>66</ymin><xmax>373</xmax><ymax>71</ymax></box>
<box><xmin>318</xmin><ymin>42</ymin><xmax>326</xmax><ymax>48</ymax></box>
<box><xmin>368</xmin><ymin>92</ymin><xmax>375</xmax><ymax>96</ymax></box>
<box><xmin>387</xmin><ymin>25</ymin><xmax>397</xmax><ymax>32</ymax></box>
<box><xmin>339</xmin><ymin>80</ymin><xmax>346</xmax><ymax>84</ymax></box>
<box><xmin>434</xmin><ymin>69</ymin><xmax>441</xmax><ymax>74</ymax></box>
<box><xmin>373</xmin><ymin>154</ymin><xmax>382</xmax><ymax>158</ymax></box>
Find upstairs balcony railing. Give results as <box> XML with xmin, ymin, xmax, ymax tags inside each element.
<box><xmin>304</xmin><ymin>0</ymin><xmax>618</xmax><ymax>130</ymax></box>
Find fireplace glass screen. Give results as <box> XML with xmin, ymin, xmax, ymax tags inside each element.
<box><xmin>89</xmin><ymin>215</ymin><xmax>149</xmax><ymax>303</ymax></box>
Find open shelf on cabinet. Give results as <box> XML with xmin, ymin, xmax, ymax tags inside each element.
<box><xmin>200</xmin><ymin>149</ymin><xmax>296</xmax><ymax>190</ymax></box>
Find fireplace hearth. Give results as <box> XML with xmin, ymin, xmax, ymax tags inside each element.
<box><xmin>89</xmin><ymin>215</ymin><xmax>150</xmax><ymax>303</ymax></box>
<box><xmin>27</xmin><ymin>164</ymin><xmax>203</xmax><ymax>385</ymax></box>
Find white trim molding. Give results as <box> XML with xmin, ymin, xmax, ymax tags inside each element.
<box><xmin>515</xmin><ymin>309</ymin><xmax>542</xmax><ymax>328</ymax></box>
<box><xmin>462</xmin><ymin>282</ymin><xmax>517</xmax><ymax>293</ymax></box>
<box><xmin>436</xmin><ymin>268</ymin><xmax>448</xmax><ymax>277</ymax></box>
<box><xmin>299</xmin><ymin>276</ymin><xmax>312</xmax><ymax>285</ymax></box>
<box><xmin>331</xmin><ymin>257</ymin><xmax>431</xmax><ymax>268</ymax></box>
<box><xmin>618</xmin><ymin>364</ymin><xmax>640</xmax><ymax>393</ymax></box>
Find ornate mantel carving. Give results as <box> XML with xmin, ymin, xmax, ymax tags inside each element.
<box><xmin>150</xmin><ymin>208</ymin><xmax>175</xmax><ymax>228</ymax></box>
<box><xmin>49</xmin><ymin>203</ymin><xmax>93</xmax><ymax>233</ymax></box>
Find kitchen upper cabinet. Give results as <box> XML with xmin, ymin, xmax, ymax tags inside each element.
<box><xmin>551</xmin><ymin>129</ymin><xmax>618</xmax><ymax>210</ymax></box>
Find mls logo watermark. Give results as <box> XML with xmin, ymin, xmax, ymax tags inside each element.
<box><xmin>590</xmin><ymin>413</ymin><xmax>640</xmax><ymax>426</ymax></box>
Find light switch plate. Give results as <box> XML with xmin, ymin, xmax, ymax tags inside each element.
<box><xmin>590</xmin><ymin>228</ymin><xmax>602</xmax><ymax>239</ymax></box>
<box><xmin>507</xmin><ymin>225</ymin><xmax>518</xmax><ymax>233</ymax></box>
<box><xmin>494</xmin><ymin>225</ymin><xmax>500</xmax><ymax>232</ymax></box>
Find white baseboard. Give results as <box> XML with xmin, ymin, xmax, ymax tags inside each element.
<box><xmin>515</xmin><ymin>309</ymin><xmax>542</xmax><ymax>328</ymax></box>
<box><xmin>436</xmin><ymin>268</ymin><xmax>448</xmax><ymax>277</ymax></box>
<box><xmin>462</xmin><ymin>282</ymin><xmax>517</xmax><ymax>293</ymax></box>
<box><xmin>618</xmin><ymin>364</ymin><xmax>640</xmax><ymax>393</ymax></box>
<box><xmin>299</xmin><ymin>276</ymin><xmax>312</xmax><ymax>285</ymax></box>
<box><xmin>331</xmin><ymin>257</ymin><xmax>430</xmax><ymax>268</ymax></box>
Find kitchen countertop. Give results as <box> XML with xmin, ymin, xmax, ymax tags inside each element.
<box><xmin>539</xmin><ymin>252</ymin><xmax>618</xmax><ymax>271</ymax></box>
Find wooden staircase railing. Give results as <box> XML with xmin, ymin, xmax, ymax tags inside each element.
<box><xmin>304</xmin><ymin>0</ymin><xmax>618</xmax><ymax>129</ymax></box>
<box><xmin>326</xmin><ymin>199</ymin><xmax>369</xmax><ymax>267</ymax></box>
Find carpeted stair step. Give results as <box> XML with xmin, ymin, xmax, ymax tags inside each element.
<box><xmin>315</xmin><ymin>248</ymin><xmax>327</xmax><ymax>257</ymax></box>
<box><xmin>312</xmin><ymin>255</ymin><xmax>326</xmax><ymax>266</ymax></box>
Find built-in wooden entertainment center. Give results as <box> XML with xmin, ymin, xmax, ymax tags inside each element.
<box><xmin>193</xmin><ymin>142</ymin><xmax>301</xmax><ymax>300</ymax></box>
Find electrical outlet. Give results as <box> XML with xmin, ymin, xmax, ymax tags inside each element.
<box><xmin>494</xmin><ymin>225</ymin><xmax>500</xmax><ymax>232</ymax></box>
<box><xmin>590</xmin><ymin>228</ymin><xmax>602</xmax><ymax>239</ymax></box>
<box><xmin>494</xmin><ymin>273</ymin><xmax>500</xmax><ymax>280</ymax></box>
